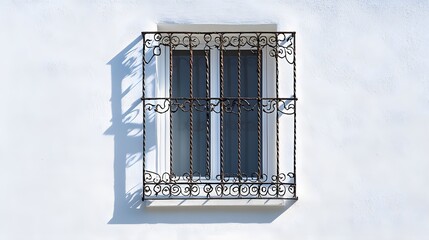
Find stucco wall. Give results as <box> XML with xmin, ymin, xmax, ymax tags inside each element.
<box><xmin>1</xmin><ymin>1</ymin><xmax>429</xmax><ymax>239</ymax></box>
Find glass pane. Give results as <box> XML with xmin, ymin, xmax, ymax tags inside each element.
<box><xmin>172</xmin><ymin>50</ymin><xmax>207</xmax><ymax>176</ymax></box>
<box><xmin>223</xmin><ymin>50</ymin><xmax>259</xmax><ymax>177</ymax></box>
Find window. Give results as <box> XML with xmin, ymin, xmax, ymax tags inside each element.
<box><xmin>171</xmin><ymin>49</ymin><xmax>260</xmax><ymax>178</ymax></box>
<box><xmin>142</xmin><ymin>32</ymin><xmax>297</xmax><ymax>201</ymax></box>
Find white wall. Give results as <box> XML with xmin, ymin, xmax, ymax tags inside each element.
<box><xmin>1</xmin><ymin>1</ymin><xmax>429</xmax><ymax>239</ymax></box>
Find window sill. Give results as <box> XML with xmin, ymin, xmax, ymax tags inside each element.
<box><xmin>145</xmin><ymin>199</ymin><xmax>290</xmax><ymax>207</ymax></box>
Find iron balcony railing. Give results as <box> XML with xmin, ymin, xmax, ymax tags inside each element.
<box><xmin>141</xmin><ymin>31</ymin><xmax>297</xmax><ymax>200</ymax></box>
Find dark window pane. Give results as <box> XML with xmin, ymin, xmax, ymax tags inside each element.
<box><xmin>172</xmin><ymin>50</ymin><xmax>207</xmax><ymax>176</ymax></box>
<box><xmin>223</xmin><ymin>50</ymin><xmax>259</xmax><ymax>177</ymax></box>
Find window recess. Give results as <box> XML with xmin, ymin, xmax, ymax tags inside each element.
<box><xmin>142</xmin><ymin>32</ymin><xmax>297</xmax><ymax>201</ymax></box>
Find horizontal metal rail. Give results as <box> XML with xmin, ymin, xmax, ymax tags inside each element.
<box><xmin>142</xmin><ymin>97</ymin><xmax>298</xmax><ymax>100</ymax></box>
<box><xmin>142</xmin><ymin>31</ymin><xmax>296</xmax><ymax>34</ymax></box>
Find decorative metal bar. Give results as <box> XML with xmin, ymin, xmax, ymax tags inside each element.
<box><xmin>169</xmin><ymin>34</ymin><xmax>174</xmax><ymax>176</ymax></box>
<box><xmin>143</xmin><ymin>171</ymin><xmax>296</xmax><ymax>199</ymax></box>
<box><xmin>143</xmin><ymin>97</ymin><xmax>296</xmax><ymax>115</ymax></box>
<box><xmin>237</xmin><ymin>38</ymin><xmax>242</xmax><ymax>181</ymax></box>
<box><xmin>205</xmin><ymin>48</ymin><xmax>210</xmax><ymax>178</ymax></box>
<box><xmin>275</xmin><ymin>32</ymin><xmax>280</xmax><ymax>198</ymax></box>
<box><xmin>141</xmin><ymin>33</ymin><xmax>146</xmax><ymax>201</ymax></box>
<box><xmin>189</xmin><ymin>34</ymin><xmax>194</xmax><ymax>179</ymax></box>
<box><xmin>257</xmin><ymin>34</ymin><xmax>262</xmax><ymax>181</ymax></box>
<box><xmin>143</xmin><ymin>97</ymin><xmax>297</xmax><ymax>100</ymax></box>
<box><xmin>219</xmin><ymin>33</ymin><xmax>225</xmax><ymax>186</ymax></box>
<box><xmin>142</xmin><ymin>31</ymin><xmax>296</xmax><ymax>34</ymax></box>
<box><xmin>293</xmin><ymin>32</ymin><xmax>297</xmax><ymax>198</ymax></box>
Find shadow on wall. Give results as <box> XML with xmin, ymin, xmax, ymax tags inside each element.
<box><xmin>105</xmin><ymin>36</ymin><xmax>293</xmax><ymax>224</ymax></box>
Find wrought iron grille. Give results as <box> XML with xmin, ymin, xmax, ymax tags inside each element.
<box><xmin>142</xmin><ymin>31</ymin><xmax>297</xmax><ymax>200</ymax></box>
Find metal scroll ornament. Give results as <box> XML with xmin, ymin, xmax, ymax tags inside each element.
<box><xmin>144</xmin><ymin>171</ymin><xmax>296</xmax><ymax>199</ymax></box>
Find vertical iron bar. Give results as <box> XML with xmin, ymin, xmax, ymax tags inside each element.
<box><xmin>293</xmin><ymin>33</ymin><xmax>297</xmax><ymax>198</ymax></box>
<box><xmin>275</xmin><ymin>33</ymin><xmax>280</xmax><ymax>198</ymax></box>
<box><xmin>142</xmin><ymin>33</ymin><xmax>146</xmax><ymax>201</ymax></box>
<box><xmin>237</xmin><ymin>35</ymin><xmax>241</xmax><ymax>181</ymax></box>
<box><xmin>220</xmin><ymin>34</ymin><xmax>225</xmax><ymax>184</ymax></box>
<box><xmin>189</xmin><ymin>34</ymin><xmax>194</xmax><ymax>179</ymax></box>
<box><xmin>205</xmin><ymin>40</ymin><xmax>210</xmax><ymax>178</ymax></box>
<box><xmin>257</xmin><ymin>34</ymin><xmax>262</xmax><ymax>181</ymax></box>
<box><xmin>169</xmin><ymin>34</ymin><xmax>174</xmax><ymax>176</ymax></box>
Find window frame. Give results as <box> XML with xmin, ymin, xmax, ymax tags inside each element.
<box><xmin>156</xmin><ymin>39</ymin><xmax>276</xmax><ymax>181</ymax></box>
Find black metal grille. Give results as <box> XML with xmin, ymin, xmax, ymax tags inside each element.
<box><xmin>141</xmin><ymin>32</ymin><xmax>297</xmax><ymax>200</ymax></box>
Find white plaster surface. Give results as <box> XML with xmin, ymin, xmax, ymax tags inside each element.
<box><xmin>1</xmin><ymin>0</ymin><xmax>429</xmax><ymax>239</ymax></box>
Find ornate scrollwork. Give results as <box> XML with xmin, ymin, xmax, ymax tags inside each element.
<box><xmin>144</xmin><ymin>171</ymin><xmax>296</xmax><ymax>199</ymax></box>
<box><xmin>143</xmin><ymin>32</ymin><xmax>295</xmax><ymax>64</ymax></box>
<box><xmin>143</xmin><ymin>98</ymin><xmax>296</xmax><ymax>115</ymax></box>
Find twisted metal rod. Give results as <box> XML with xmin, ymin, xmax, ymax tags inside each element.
<box><xmin>205</xmin><ymin>48</ymin><xmax>210</xmax><ymax>178</ymax></box>
<box><xmin>257</xmin><ymin>35</ymin><xmax>262</xmax><ymax>182</ymax></box>
<box><xmin>237</xmin><ymin>41</ymin><xmax>242</xmax><ymax>180</ymax></box>
<box><xmin>189</xmin><ymin>34</ymin><xmax>194</xmax><ymax>179</ymax></box>
<box><xmin>219</xmin><ymin>34</ymin><xmax>225</xmax><ymax>186</ymax></box>
<box><xmin>142</xmin><ymin>33</ymin><xmax>146</xmax><ymax>201</ymax></box>
<box><xmin>169</xmin><ymin>34</ymin><xmax>174</xmax><ymax>176</ymax></box>
<box><xmin>275</xmin><ymin>33</ymin><xmax>280</xmax><ymax>197</ymax></box>
<box><xmin>293</xmin><ymin>33</ymin><xmax>297</xmax><ymax>198</ymax></box>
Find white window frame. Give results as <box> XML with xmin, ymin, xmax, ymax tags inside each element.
<box><xmin>154</xmin><ymin>34</ymin><xmax>277</xmax><ymax>180</ymax></box>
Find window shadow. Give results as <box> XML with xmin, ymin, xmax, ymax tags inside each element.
<box><xmin>105</xmin><ymin>36</ymin><xmax>295</xmax><ymax>224</ymax></box>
